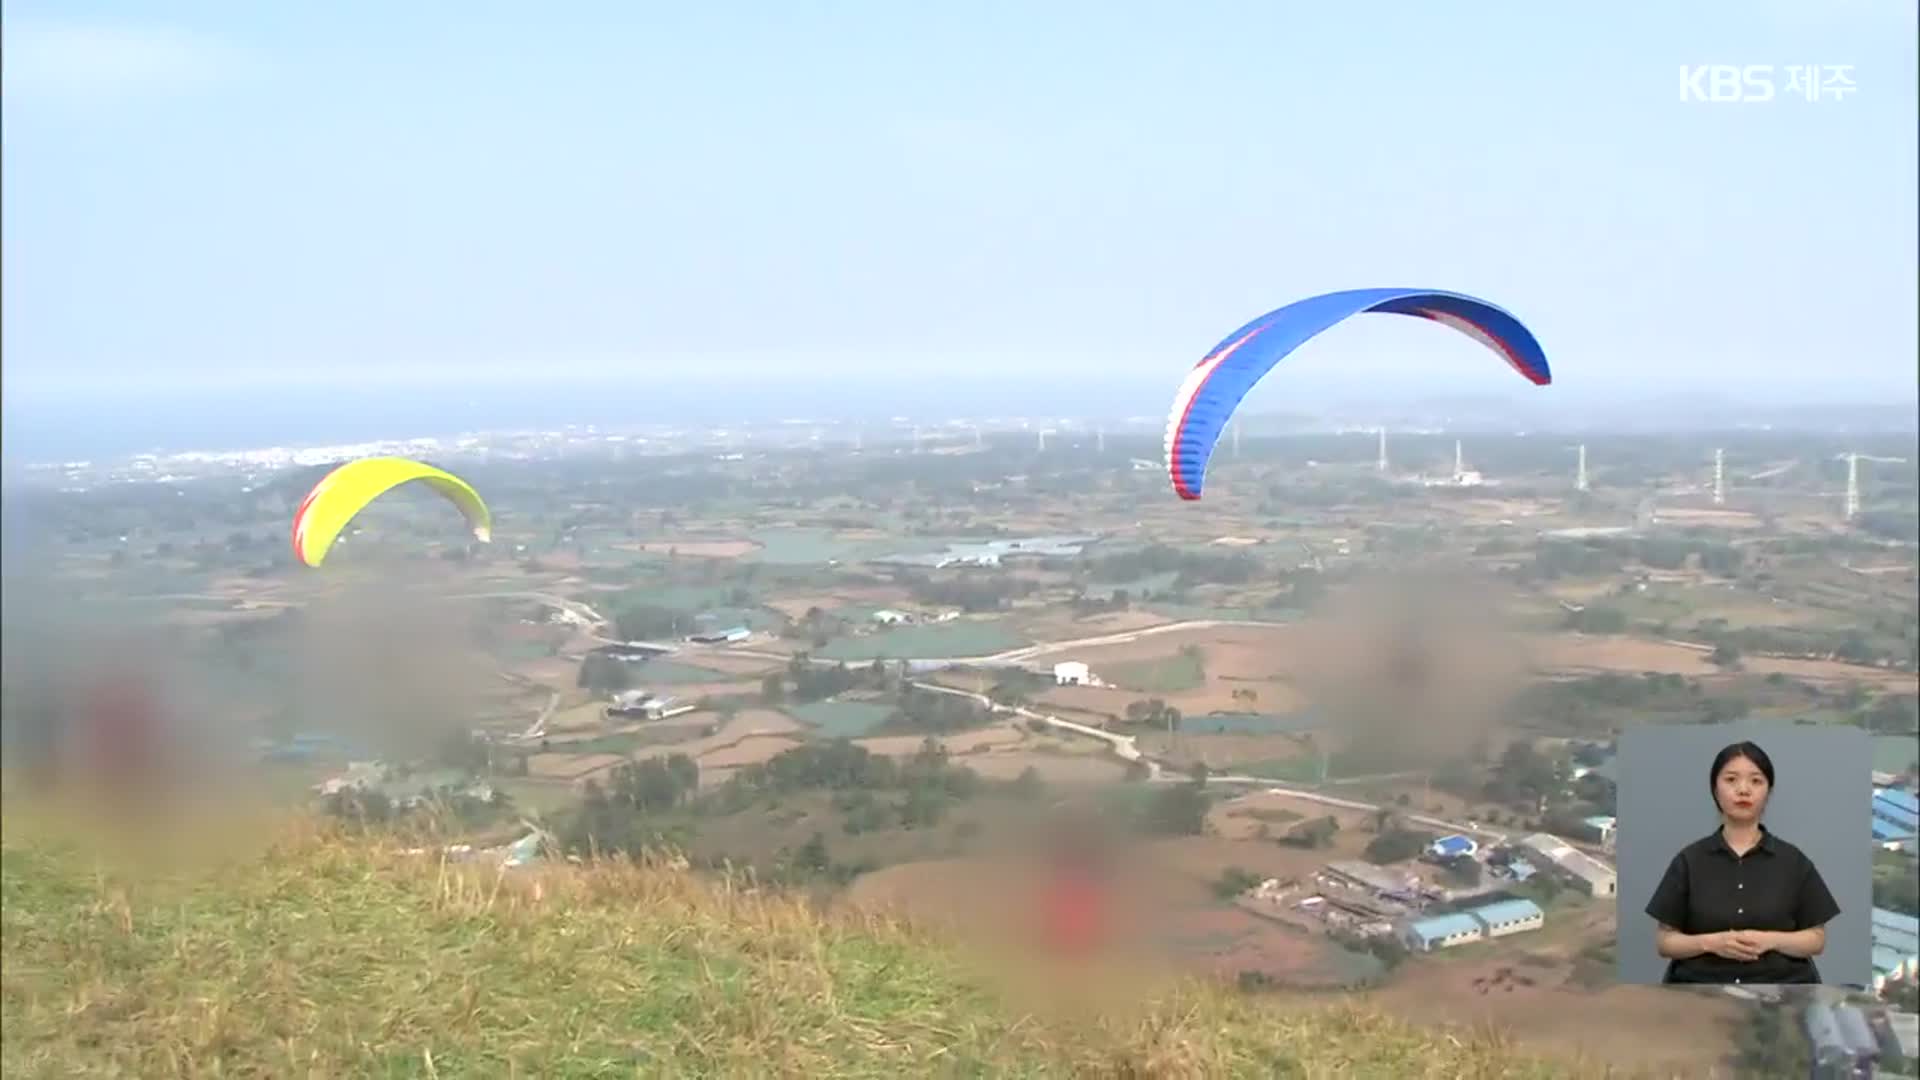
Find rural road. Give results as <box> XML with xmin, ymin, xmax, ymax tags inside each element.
<box><xmin>498</xmin><ymin>598</ymin><xmax>1505</xmax><ymax>843</ymax></box>
<box><xmin>727</xmin><ymin>617</ymin><xmax>1288</xmax><ymax>669</ymax></box>
<box><xmin>908</xmin><ymin>680</ymin><xmax>1504</xmax><ymax>843</ymax></box>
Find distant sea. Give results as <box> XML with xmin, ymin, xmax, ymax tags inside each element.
<box><xmin>0</xmin><ymin>377</ymin><xmax>1172</xmax><ymax>464</ymax></box>
<box><xmin>4</xmin><ymin>373</ymin><xmax>1913</xmax><ymax>466</ymax></box>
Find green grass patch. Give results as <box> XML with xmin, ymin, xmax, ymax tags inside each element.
<box><xmin>784</xmin><ymin>701</ymin><xmax>897</xmax><ymax>738</ymax></box>
<box><xmin>1104</xmin><ymin>651</ymin><xmax>1208</xmax><ymax>693</ymax></box>
<box><xmin>1232</xmin><ymin>756</ymin><xmax>1328</xmax><ymax>784</ymax></box>
<box><xmin>633</xmin><ymin>659</ymin><xmax>740</xmax><ymax>685</ymax></box>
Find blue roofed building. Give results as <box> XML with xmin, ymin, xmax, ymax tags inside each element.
<box><xmin>1428</xmin><ymin>834</ymin><xmax>1478</xmax><ymax>860</ymax></box>
<box><xmin>1465</xmin><ymin>898</ymin><xmax>1545</xmax><ymax>940</ymax></box>
<box><xmin>1871</xmin><ymin>907</ymin><xmax>1919</xmax><ymax>993</ymax></box>
<box><xmin>1873</xmin><ymin>786</ymin><xmax>1919</xmax><ymax>852</ymax></box>
<box><xmin>1402</xmin><ymin>912</ymin><xmax>1486</xmax><ymax>952</ymax></box>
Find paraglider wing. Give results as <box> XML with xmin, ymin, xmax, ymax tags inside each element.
<box><xmin>290</xmin><ymin>456</ymin><xmax>492</xmax><ymax>568</ymax></box>
<box><xmin>1164</xmin><ymin>288</ymin><xmax>1550</xmax><ymax>500</ymax></box>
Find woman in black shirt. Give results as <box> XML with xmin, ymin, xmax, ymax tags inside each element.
<box><xmin>1644</xmin><ymin>740</ymin><xmax>1840</xmax><ymax>985</ymax></box>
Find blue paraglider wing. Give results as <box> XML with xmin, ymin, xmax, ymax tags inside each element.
<box><xmin>1164</xmin><ymin>288</ymin><xmax>1551</xmax><ymax>500</ymax></box>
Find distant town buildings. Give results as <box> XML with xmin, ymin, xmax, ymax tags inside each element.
<box><xmin>687</xmin><ymin>626</ymin><xmax>751</xmax><ymax>645</ymax></box>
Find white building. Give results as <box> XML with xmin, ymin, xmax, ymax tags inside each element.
<box><xmin>1519</xmin><ymin>833</ymin><xmax>1618</xmax><ymax>897</ymax></box>
<box><xmin>1054</xmin><ymin>661</ymin><xmax>1091</xmax><ymax>686</ymax></box>
<box><xmin>871</xmin><ymin>609</ymin><xmax>912</xmax><ymax>625</ymax></box>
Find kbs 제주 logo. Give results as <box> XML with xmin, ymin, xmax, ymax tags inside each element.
<box><xmin>1678</xmin><ymin>65</ymin><xmax>1857</xmax><ymax>104</ymax></box>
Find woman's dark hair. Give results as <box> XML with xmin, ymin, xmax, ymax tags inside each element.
<box><xmin>1709</xmin><ymin>741</ymin><xmax>1776</xmax><ymax>811</ymax></box>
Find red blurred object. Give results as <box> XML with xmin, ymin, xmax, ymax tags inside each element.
<box><xmin>83</xmin><ymin>674</ymin><xmax>159</xmax><ymax>797</ymax></box>
<box><xmin>1042</xmin><ymin>865</ymin><xmax>1108</xmax><ymax>956</ymax></box>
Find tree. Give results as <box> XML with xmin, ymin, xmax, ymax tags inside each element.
<box><xmin>1363</xmin><ymin>828</ymin><xmax>1432</xmax><ymax>865</ymax></box>
<box><xmin>615</xmin><ymin>605</ymin><xmax>688</xmax><ymax>642</ymax></box>
<box><xmin>1212</xmin><ymin>866</ymin><xmax>1264</xmax><ymax>899</ymax></box>
<box><xmin>1279</xmin><ymin>815</ymin><xmax>1340</xmax><ymax>849</ymax></box>
<box><xmin>1188</xmin><ymin>761</ymin><xmax>1211</xmax><ymax>786</ymax></box>
<box><xmin>578</xmin><ymin>654</ymin><xmax>633</xmax><ymax>694</ymax></box>
<box><xmin>1444</xmin><ymin>857</ymin><xmax>1482</xmax><ymax>887</ymax></box>
<box><xmin>1702</xmin><ymin>697</ymin><xmax>1751</xmax><ymax>725</ymax></box>
<box><xmin>1143</xmin><ymin>780</ymin><xmax>1209</xmax><ymax>836</ymax></box>
<box><xmin>1009</xmin><ymin>766</ymin><xmax>1045</xmax><ymax>801</ymax></box>
<box><xmin>795</xmin><ymin>832</ymin><xmax>830</xmax><ymax>874</ymax></box>
<box><xmin>1863</xmin><ymin>694</ymin><xmax>1919</xmax><ymax>735</ymax></box>
<box><xmin>760</xmin><ymin>673</ymin><xmax>786</xmax><ymax>704</ymax></box>
<box><xmin>1708</xmin><ymin>643</ymin><xmax>1743</xmax><ymax>670</ymax></box>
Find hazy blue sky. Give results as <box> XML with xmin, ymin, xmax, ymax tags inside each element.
<box><xmin>4</xmin><ymin>1</ymin><xmax>1916</xmax><ymax>419</ymax></box>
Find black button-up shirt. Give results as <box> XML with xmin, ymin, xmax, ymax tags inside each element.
<box><xmin>1644</xmin><ymin>825</ymin><xmax>1840</xmax><ymax>985</ymax></box>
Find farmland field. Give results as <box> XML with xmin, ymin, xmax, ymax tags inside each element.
<box><xmin>1102</xmin><ymin>651</ymin><xmax>1207</xmax><ymax>693</ymax></box>
<box><xmin>817</xmin><ymin>621</ymin><xmax>1030</xmax><ymax>661</ymax></box>
<box><xmin>783</xmin><ymin>700</ymin><xmax>896</xmax><ymax>738</ymax></box>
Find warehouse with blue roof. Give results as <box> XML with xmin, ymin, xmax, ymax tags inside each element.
<box><xmin>1872</xmin><ymin>786</ymin><xmax>1918</xmax><ymax>851</ymax></box>
<box><xmin>1401</xmin><ymin>898</ymin><xmax>1545</xmax><ymax>952</ymax></box>
<box><xmin>1871</xmin><ymin>906</ymin><xmax>1919</xmax><ymax>992</ymax></box>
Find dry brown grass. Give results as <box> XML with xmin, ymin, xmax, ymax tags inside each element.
<box><xmin>0</xmin><ymin>799</ymin><xmax>1660</xmax><ymax>1079</ymax></box>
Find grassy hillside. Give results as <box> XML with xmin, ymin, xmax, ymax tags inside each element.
<box><xmin>3</xmin><ymin>806</ymin><xmax>1637</xmax><ymax>1079</ymax></box>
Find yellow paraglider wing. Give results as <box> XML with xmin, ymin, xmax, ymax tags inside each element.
<box><xmin>290</xmin><ymin>457</ymin><xmax>492</xmax><ymax>568</ymax></box>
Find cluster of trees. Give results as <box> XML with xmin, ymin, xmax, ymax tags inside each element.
<box><xmin>1085</xmin><ymin>543</ymin><xmax>1261</xmax><ymax>588</ymax></box>
<box><xmin>761</xmin><ymin>654</ymin><xmax>891</xmax><ymax>705</ymax></box>
<box><xmin>887</xmin><ymin>684</ymin><xmax>990</xmax><ymax>734</ymax></box>
<box><xmin>613</xmin><ymin>604</ymin><xmax>696</xmax><ymax>642</ymax></box>
<box><xmin>1362</xmin><ymin>824</ymin><xmax>1434</xmax><ymax>865</ymax></box>
<box><xmin>1277</xmin><ymin>815</ymin><xmax>1340</xmax><ymax>849</ymax></box>
<box><xmin>1482</xmin><ymin>739</ymin><xmax>1565</xmax><ymax>811</ymax></box>
<box><xmin>708</xmin><ymin>739</ymin><xmax>995</xmax><ymax>834</ymax></box>
<box><xmin>560</xmin><ymin>755</ymin><xmax>702</xmax><ymax>856</ymax></box>
<box><xmin>579</xmin><ymin>653</ymin><xmax>637</xmax><ymax>694</ymax></box>
<box><xmin>1069</xmin><ymin>590</ymin><xmax>1133</xmax><ymax>616</ymax></box>
<box><xmin>322</xmin><ymin>784</ymin><xmax>513</xmax><ymax>832</ymax></box>
<box><xmin>1515</xmin><ymin>673</ymin><xmax>1705</xmax><ymax>733</ymax></box>
<box><xmin>1693</xmin><ymin>619</ymin><xmax>1912</xmax><ymax>670</ymax></box>
<box><xmin>899</xmin><ymin>571</ymin><xmax>1037</xmax><ymax>613</ymax></box>
<box><xmin>1529</xmin><ymin>536</ymin><xmax>1746</xmax><ymax>582</ymax></box>
<box><xmin>1140</xmin><ymin>774</ymin><xmax>1212</xmax><ymax>836</ymax></box>
<box><xmin>1123</xmin><ymin>697</ymin><xmax>1185</xmax><ymax>731</ymax></box>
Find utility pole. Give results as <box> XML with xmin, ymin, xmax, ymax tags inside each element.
<box><xmin>1453</xmin><ymin>439</ymin><xmax>1464</xmax><ymax>481</ymax></box>
<box><xmin>1037</xmin><ymin>429</ymin><xmax>1048</xmax><ymax>452</ymax></box>
<box><xmin>1712</xmin><ymin>448</ymin><xmax>1725</xmax><ymax>506</ymax></box>
<box><xmin>1376</xmin><ymin>428</ymin><xmax>1388</xmax><ymax>472</ymax></box>
<box><xmin>1576</xmin><ymin>444</ymin><xmax>1588</xmax><ymax>492</ymax></box>
<box><xmin>1832</xmin><ymin>452</ymin><xmax>1906</xmax><ymax>521</ymax></box>
<box><xmin>1096</xmin><ymin>428</ymin><xmax>1105</xmax><ymax>454</ymax></box>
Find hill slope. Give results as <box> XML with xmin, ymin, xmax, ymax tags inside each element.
<box><xmin>2</xmin><ymin>812</ymin><xmax>1633</xmax><ymax>1078</ymax></box>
